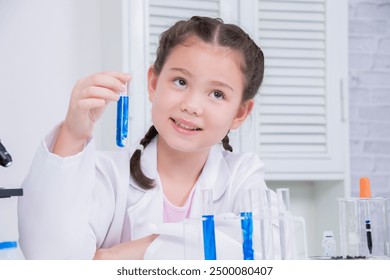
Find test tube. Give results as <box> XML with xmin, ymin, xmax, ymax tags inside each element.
<box><xmin>202</xmin><ymin>189</ymin><xmax>217</xmax><ymax>260</ymax></box>
<box><xmin>240</xmin><ymin>189</ymin><xmax>254</xmax><ymax>260</ymax></box>
<box><xmin>277</xmin><ymin>188</ymin><xmax>290</xmax><ymax>213</ymax></box>
<box><xmin>277</xmin><ymin>188</ymin><xmax>293</xmax><ymax>260</ymax></box>
<box><xmin>116</xmin><ymin>83</ymin><xmax>129</xmax><ymax>147</ymax></box>
<box><xmin>339</xmin><ymin>199</ymin><xmax>360</xmax><ymax>257</ymax></box>
<box><xmin>258</xmin><ymin>189</ymin><xmax>275</xmax><ymax>259</ymax></box>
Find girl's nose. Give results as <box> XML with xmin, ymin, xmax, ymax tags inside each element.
<box><xmin>180</xmin><ymin>94</ymin><xmax>203</xmax><ymax>115</ymax></box>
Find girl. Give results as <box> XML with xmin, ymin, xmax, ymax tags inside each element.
<box><xmin>18</xmin><ymin>16</ymin><xmax>274</xmax><ymax>259</ymax></box>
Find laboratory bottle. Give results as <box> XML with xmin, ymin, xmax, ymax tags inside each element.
<box><xmin>322</xmin><ymin>231</ymin><xmax>336</xmax><ymax>257</ymax></box>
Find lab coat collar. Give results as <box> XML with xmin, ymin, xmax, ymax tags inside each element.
<box><xmin>127</xmin><ymin>137</ymin><xmax>231</xmax><ymax>239</ymax></box>
<box><xmin>128</xmin><ymin>136</ymin><xmax>230</xmax><ymax>202</ymax></box>
<box><xmin>197</xmin><ymin>144</ymin><xmax>231</xmax><ymax>201</ymax></box>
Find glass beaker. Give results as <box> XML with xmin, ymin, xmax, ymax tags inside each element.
<box><xmin>276</xmin><ymin>188</ymin><xmax>308</xmax><ymax>259</ymax></box>
<box><xmin>338</xmin><ymin>197</ymin><xmax>389</xmax><ymax>257</ymax></box>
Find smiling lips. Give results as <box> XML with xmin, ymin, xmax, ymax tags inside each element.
<box><xmin>171</xmin><ymin>118</ymin><xmax>202</xmax><ymax>131</ymax></box>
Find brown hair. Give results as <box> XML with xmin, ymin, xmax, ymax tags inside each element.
<box><xmin>130</xmin><ymin>16</ymin><xmax>264</xmax><ymax>190</ymax></box>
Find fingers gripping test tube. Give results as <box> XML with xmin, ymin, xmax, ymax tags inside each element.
<box><xmin>116</xmin><ymin>83</ymin><xmax>129</xmax><ymax>147</ymax></box>
<box><xmin>202</xmin><ymin>189</ymin><xmax>217</xmax><ymax>260</ymax></box>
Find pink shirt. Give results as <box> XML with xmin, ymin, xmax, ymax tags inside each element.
<box><xmin>163</xmin><ymin>186</ymin><xmax>196</xmax><ymax>223</ymax></box>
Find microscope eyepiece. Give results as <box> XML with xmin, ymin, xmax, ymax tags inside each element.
<box><xmin>0</xmin><ymin>140</ymin><xmax>12</xmax><ymax>167</ymax></box>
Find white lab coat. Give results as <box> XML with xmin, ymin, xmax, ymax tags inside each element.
<box><xmin>18</xmin><ymin>125</ymin><xmax>280</xmax><ymax>259</ymax></box>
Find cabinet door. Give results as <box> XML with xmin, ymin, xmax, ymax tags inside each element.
<box><xmin>238</xmin><ymin>0</ymin><xmax>349</xmax><ymax>180</ymax></box>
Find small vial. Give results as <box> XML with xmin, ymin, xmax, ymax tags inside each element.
<box><xmin>322</xmin><ymin>231</ymin><xmax>336</xmax><ymax>257</ymax></box>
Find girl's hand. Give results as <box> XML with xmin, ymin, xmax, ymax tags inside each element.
<box><xmin>93</xmin><ymin>234</ymin><xmax>158</xmax><ymax>260</ymax></box>
<box><xmin>53</xmin><ymin>72</ymin><xmax>131</xmax><ymax>157</ymax></box>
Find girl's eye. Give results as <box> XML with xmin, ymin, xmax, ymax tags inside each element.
<box><xmin>174</xmin><ymin>78</ymin><xmax>187</xmax><ymax>88</ymax></box>
<box><xmin>210</xmin><ymin>91</ymin><xmax>225</xmax><ymax>100</ymax></box>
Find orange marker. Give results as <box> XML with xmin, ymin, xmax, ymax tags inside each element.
<box><xmin>360</xmin><ymin>177</ymin><xmax>371</xmax><ymax>198</ymax></box>
<box><xmin>359</xmin><ymin>177</ymin><xmax>373</xmax><ymax>254</ymax></box>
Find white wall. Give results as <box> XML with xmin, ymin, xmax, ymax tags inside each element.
<box><xmin>349</xmin><ymin>0</ymin><xmax>390</xmax><ymax>197</ymax></box>
<box><xmin>0</xmin><ymin>0</ymin><xmax>102</xmax><ymax>244</ymax></box>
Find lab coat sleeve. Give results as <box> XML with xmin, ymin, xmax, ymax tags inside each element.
<box><xmin>18</xmin><ymin>127</ymin><xmax>116</xmax><ymax>259</ymax></box>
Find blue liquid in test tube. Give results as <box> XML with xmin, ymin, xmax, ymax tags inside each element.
<box><xmin>202</xmin><ymin>189</ymin><xmax>217</xmax><ymax>260</ymax></box>
<box><xmin>241</xmin><ymin>212</ymin><xmax>254</xmax><ymax>260</ymax></box>
<box><xmin>116</xmin><ymin>84</ymin><xmax>129</xmax><ymax>147</ymax></box>
<box><xmin>240</xmin><ymin>189</ymin><xmax>254</xmax><ymax>260</ymax></box>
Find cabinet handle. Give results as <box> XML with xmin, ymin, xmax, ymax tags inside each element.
<box><xmin>340</xmin><ymin>79</ymin><xmax>348</xmax><ymax>122</ymax></box>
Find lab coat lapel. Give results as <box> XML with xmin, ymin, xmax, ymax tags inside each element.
<box><xmin>127</xmin><ymin>140</ymin><xmax>231</xmax><ymax>237</ymax></box>
<box><xmin>190</xmin><ymin>145</ymin><xmax>231</xmax><ymax>217</ymax></box>
<box><xmin>127</xmin><ymin>138</ymin><xmax>164</xmax><ymax>240</ymax></box>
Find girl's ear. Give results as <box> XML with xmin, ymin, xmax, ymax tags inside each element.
<box><xmin>230</xmin><ymin>99</ymin><xmax>254</xmax><ymax>130</ymax></box>
<box><xmin>147</xmin><ymin>65</ymin><xmax>158</xmax><ymax>102</ymax></box>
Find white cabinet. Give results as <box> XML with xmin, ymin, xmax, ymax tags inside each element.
<box><xmin>237</xmin><ymin>0</ymin><xmax>349</xmax><ymax>181</ymax></box>
<box><xmin>237</xmin><ymin>0</ymin><xmax>350</xmax><ymax>255</ymax></box>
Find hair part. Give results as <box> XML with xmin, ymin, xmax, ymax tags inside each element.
<box><xmin>154</xmin><ymin>16</ymin><xmax>264</xmax><ymax>102</ymax></box>
<box><xmin>130</xmin><ymin>16</ymin><xmax>264</xmax><ymax>190</ymax></box>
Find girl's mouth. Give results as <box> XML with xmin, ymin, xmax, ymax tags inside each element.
<box><xmin>171</xmin><ymin>118</ymin><xmax>202</xmax><ymax>131</ymax></box>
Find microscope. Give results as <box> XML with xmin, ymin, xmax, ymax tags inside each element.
<box><xmin>0</xmin><ymin>139</ymin><xmax>13</xmax><ymax>168</ymax></box>
<box><xmin>0</xmin><ymin>139</ymin><xmax>22</xmax><ymax>259</ymax></box>
<box><xmin>0</xmin><ymin>139</ymin><xmax>22</xmax><ymax>198</ymax></box>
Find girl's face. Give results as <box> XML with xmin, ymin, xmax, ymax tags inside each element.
<box><xmin>148</xmin><ymin>36</ymin><xmax>253</xmax><ymax>154</ymax></box>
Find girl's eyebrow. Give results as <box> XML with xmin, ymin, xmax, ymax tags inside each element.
<box><xmin>169</xmin><ymin>67</ymin><xmax>192</xmax><ymax>77</ymax></box>
<box><xmin>210</xmin><ymin>81</ymin><xmax>234</xmax><ymax>92</ymax></box>
<box><xmin>169</xmin><ymin>67</ymin><xmax>234</xmax><ymax>92</ymax></box>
